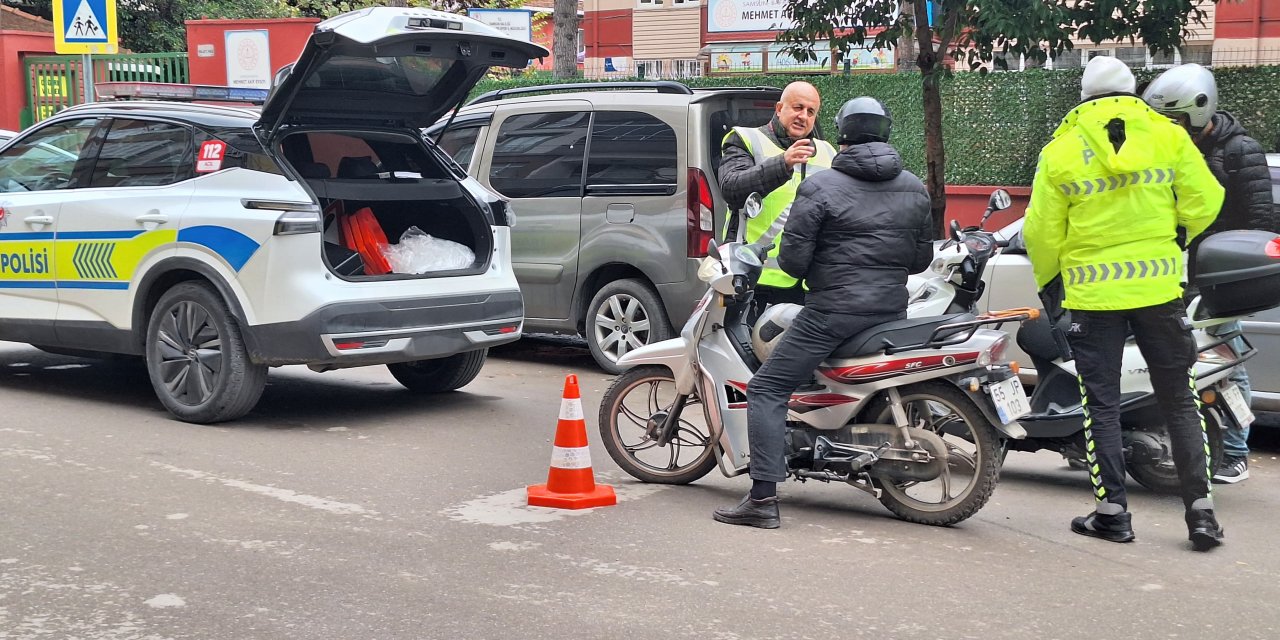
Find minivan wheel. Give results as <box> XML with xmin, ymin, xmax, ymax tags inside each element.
<box><xmin>387</xmin><ymin>349</ymin><xmax>488</xmax><ymax>393</ymax></box>
<box><xmin>586</xmin><ymin>279</ymin><xmax>673</xmax><ymax>374</ymax></box>
<box><xmin>145</xmin><ymin>282</ymin><xmax>267</xmax><ymax>424</ymax></box>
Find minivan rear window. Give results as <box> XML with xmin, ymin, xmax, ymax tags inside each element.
<box><xmin>586</xmin><ymin>111</ymin><xmax>677</xmax><ymax>188</ymax></box>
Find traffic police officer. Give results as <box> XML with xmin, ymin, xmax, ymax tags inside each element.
<box><xmin>1024</xmin><ymin>56</ymin><xmax>1227</xmax><ymax>551</ymax></box>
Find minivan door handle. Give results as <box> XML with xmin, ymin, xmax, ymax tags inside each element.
<box><xmin>24</xmin><ymin>215</ymin><xmax>54</xmax><ymax>228</ymax></box>
<box><xmin>135</xmin><ymin>211</ymin><xmax>168</xmax><ymax>230</ymax></box>
<box><xmin>605</xmin><ymin>204</ymin><xmax>634</xmax><ymax>224</ymax></box>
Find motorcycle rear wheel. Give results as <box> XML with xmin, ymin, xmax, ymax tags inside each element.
<box><xmin>599</xmin><ymin>366</ymin><xmax>719</xmax><ymax>485</ymax></box>
<box><xmin>869</xmin><ymin>382</ymin><xmax>1002</xmax><ymax>526</ymax></box>
<box><xmin>1125</xmin><ymin>407</ymin><xmax>1226</xmax><ymax>494</ymax></box>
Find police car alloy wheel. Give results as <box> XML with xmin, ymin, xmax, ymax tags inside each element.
<box><xmin>145</xmin><ymin>282</ymin><xmax>267</xmax><ymax>424</ymax></box>
<box><xmin>586</xmin><ymin>279</ymin><xmax>673</xmax><ymax>374</ymax></box>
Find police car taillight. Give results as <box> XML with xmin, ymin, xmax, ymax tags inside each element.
<box><xmin>244</xmin><ymin>200</ymin><xmax>323</xmax><ymax>235</ymax></box>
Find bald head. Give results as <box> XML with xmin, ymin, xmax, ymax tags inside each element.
<box><xmin>776</xmin><ymin>81</ymin><xmax>820</xmax><ymax>140</ymax></box>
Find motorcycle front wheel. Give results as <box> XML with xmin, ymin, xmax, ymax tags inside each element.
<box><xmin>1125</xmin><ymin>407</ymin><xmax>1226</xmax><ymax>494</ymax></box>
<box><xmin>869</xmin><ymin>382</ymin><xmax>1003</xmax><ymax>526</ymax></box>
<box><xmin>599</xmin><ymin>365</ymin><xmax>719</xmax><ymax>484</ymax></box>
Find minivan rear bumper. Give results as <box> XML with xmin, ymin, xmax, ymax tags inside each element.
<box><xmin>242</xmin><ymin>290</ymin><xmax>524</xmax><ymax>367</ymax></box>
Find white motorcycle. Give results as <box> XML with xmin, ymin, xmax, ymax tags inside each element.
<box><xmin>597</xmin><ymin>193</ymin><xmax>1037</xmax><ymax>526</ymax></box>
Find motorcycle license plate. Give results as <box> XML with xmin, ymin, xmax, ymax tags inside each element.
<box><xmin>1220</xmin><ymin>383</ymin><xmax>1255</xmax><ymax>427</ymax></box>
<box><xmin>989</xmin><ymin>377</ymin><xmax>1031</xmax><ymax>424</ymax></box>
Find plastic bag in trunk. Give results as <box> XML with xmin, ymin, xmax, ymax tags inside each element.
<box><xmin>383</xmin><ymin>226</ymin><xmax>476</xmax><ymax>274</ymax></box>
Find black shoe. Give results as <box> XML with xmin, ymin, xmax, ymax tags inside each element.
<box><xmin>1186</xmin><ymin>509</ymin><xmax>1224</xmax><ymax>552</ymax></box>
<box><xmin>1070</xmin><ymin>511</ymin><xmax>1135</xmax><ymax>543</ymax></box>
<box><xmin>713</xmin><ymin>495</ymin><xmax>780</xmax><ymax>529</ymax></box>
<box><xmin>1212</xmin><ymin>456</ymin><xmax>1249</xmax><ymax>484</ymax></box>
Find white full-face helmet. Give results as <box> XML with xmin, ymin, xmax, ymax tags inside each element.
<box><xmin>1142</xmin><ymin>63</ymin><xmax>1218</xmax><ymax>130</ymax></box>
<box><xmin>751</xmin><ymin>303</ymin><xmax>802</xmax><ymax>361</ymax></box>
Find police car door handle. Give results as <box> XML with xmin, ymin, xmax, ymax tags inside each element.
<box><xmin>24</xmin><ymin>215</ymin><xmax>53</xmax><ymax>227</ymax></box>
<box><xmin>135</xmin><ymin>212</ymin><xmax>168</xmax><ymax>230</ymax></box>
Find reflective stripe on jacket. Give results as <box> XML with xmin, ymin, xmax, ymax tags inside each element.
<box><xmin>727</xmin><ymin>125</ymin><xmax>835</xmax><ymax>289</ymax></box>
<box><xmin>1024</xmin><ymin>96</ymin><xmax>1224</xmax><ymax>311</ymax></box>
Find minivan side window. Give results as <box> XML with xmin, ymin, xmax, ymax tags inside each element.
<box><xmin>488</xmin><ymin>111</ymin><xmax>590</xmax><ymax>199</ymax></box>
<box><xmin>586</xmin><ymin>111</ymin><xmax>677</xmax><ymax>194</ymax></box>
<box><xmin>0</xmin><ymin>118</ymin><xmax>98</xmax><ymax>193</ymax></box>
<box><xmin>90</xmin><ymin>119</ymin><xmax>194</xmax><ymax>188</ymax></box>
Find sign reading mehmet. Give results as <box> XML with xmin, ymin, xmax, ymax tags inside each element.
<box><xmin>708</xmin><ymin>0</ymin><xmax>891</xmax><ymax>33</ymax></box>
<box><xmin>467</xmin><ymin>9</ymin><xmax>534</xmax><ymax>43</ymax></box>
<box><xmin>53</xmin><ymin>0</ymin><xmax>118</xmax><ymax>54</ymax></box>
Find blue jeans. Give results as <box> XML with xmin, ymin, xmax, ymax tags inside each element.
<box><xmin>1209</xmin><ymin>320</ymin><xmax>1252</xmax><ymax>458</ymax></box>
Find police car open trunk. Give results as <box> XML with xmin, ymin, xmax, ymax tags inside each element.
<box><xmin>256</xmin><ymin>7</ymin><xmax>546</xmax><ymax>279</ymax></box>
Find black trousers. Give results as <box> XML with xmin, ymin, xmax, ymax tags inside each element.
<box><xmin>1067</xmin><ymin>299</ymin><xmax>1213</xmax><ymax>512</ymax></box>
<box><xmin>746</xmin><ymin>307</ymin><xmax>900</xmax><ymax>482</ymax></box>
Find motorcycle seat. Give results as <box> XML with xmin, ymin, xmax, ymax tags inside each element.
<box><xmin>832</xmin><ymin>313</ymin><xmax>977</xmax><ymax>358</ymax></box>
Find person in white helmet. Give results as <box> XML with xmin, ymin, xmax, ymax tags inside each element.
<box><xmin>1144</xmin><ymin>63</ymin><xmax>1275</xmax><ymax>485</ymax></box>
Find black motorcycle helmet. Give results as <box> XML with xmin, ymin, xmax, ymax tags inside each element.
<box><xmin>835</xmin><ymin>97</ymin><xmax>892</xmax><ymax>145</ymax></box>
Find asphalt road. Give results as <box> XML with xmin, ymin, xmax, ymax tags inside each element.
<box><xmin>2</xmin><ymin>338</ymin><xmax>1279</xmax><ymax>640</ymax></box>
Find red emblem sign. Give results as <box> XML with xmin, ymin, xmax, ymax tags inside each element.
<box><xmin>197</xmin><ymin>140</ymin><xmax>227</xmax><ymax>173</ymax></box>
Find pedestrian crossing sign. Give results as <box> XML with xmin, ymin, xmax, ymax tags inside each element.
<box><xmin>53</xmin><ymin>0</ymin><xmax>118</xmax><ymax>54</ymax></box>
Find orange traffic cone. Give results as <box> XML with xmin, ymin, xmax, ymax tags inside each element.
<box><xmin>527</xmin><ymin>374</ymin><xmax>617</xmax><ymax>509</ymax></box>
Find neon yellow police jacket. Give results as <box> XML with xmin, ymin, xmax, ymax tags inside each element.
<box><xmin>1024</xmin><ymin>96</ymin><xmax>1224</xmax><ymax>311</ymax></box>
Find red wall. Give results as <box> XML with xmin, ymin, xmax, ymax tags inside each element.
<box><xmin>583</xmin><ymin>9</ymin><xmax>632</xmax><ymax>59</ymax></box>
<box><xmin>184</xmin><ymin>18</ymin><xmax>320</xmax><ymax>86</ymax></box>
<box><xmin>0</xmin><ymin>31</ymin><xmax>57</xmax><ymax>131</ymax></box>
<box><xmin>1215</xmin><ymin>0</ymin><xmax>1280</xmax><ymax>39</ymax></box>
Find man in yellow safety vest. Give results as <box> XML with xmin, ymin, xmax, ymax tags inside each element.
<box><xmin>718</xmin><ymin>81</ymin><xmax>837</xmax><ymax>307</ymax></box>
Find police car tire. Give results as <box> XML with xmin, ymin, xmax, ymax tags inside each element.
<box><xmin>144</xmin><ymin>282</ymin><xmax>267</xmax><ymax>424</ymax></box>
<box><xmin>386</xmin><ymin>349</ymin><xmax>487</xmax><ymax>394</ymax></box>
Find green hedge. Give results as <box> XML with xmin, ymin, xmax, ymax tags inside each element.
<box><xmin>470</xmin><ymin>65</ymin><xmax>1280</xmax><ymax>186</ymax></box>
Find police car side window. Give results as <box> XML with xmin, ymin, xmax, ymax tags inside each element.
<box><xmin>436</xmin><ymin>127</ymin><xmax>480</xmax><ymax>171</ymax></box>
<box><xmin>90</xmin><ymin>119</ymin><xmax>194</xmax><ymax>189</ymax></box>
<box><xmin>586</xmin><ymin>111</ymin><xmax>677</xmax><ymax>189</ymax></box>
<box><xmin>0</xmin><ymin>118</ymin><xmax>98</xmax><ymax>193</ymax></box>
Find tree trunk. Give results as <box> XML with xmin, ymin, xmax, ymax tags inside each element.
<box><xmin>553</xmin><ymin>0</ymin><xmax>580</xmax><ymax>79</ymax></box>
<box><xmin>386</xmin><ymin>0</ymin><xmax>406</xmax><ymax>6</ymax></box>
<box><xmin>898</xmin><ymin>0</ymin><xmax>916</xmax><ymax>72</ymax></box>
<box><xmin>914</xmin><ymin>0</ymin><xmax>947</xmax><ymax>237</ymax></box>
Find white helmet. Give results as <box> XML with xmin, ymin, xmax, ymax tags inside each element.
<box><xmin>1142</xmin><ymin>63</ymin><xmax>1218</xmax><ymax>130</ymax></box>
<box><xmin>751</xmin><ymin>303</ymin><xmax>802</xmax><ymax>361</ymax></box>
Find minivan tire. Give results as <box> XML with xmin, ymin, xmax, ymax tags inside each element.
<box><xmin>586</xmin><ymin>278</ymin><xmax>673</xmax><ymax>374</ymax></box>
<box><xmin>387</xmin><ymin>349</ymin><xmax>488</xmax><ymax>393</ymax></box>
<box><xmin>145</xmin><ymin>282</ymin><xmax>268</xmax><ymax>424</ymax></box>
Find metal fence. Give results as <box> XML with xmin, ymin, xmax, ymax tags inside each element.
<box><xmin>22</xmin><ymin>53</ymin><xmax>189</xmax><ymax>127</ymax></box>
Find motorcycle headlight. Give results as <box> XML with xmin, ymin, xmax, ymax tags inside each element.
<box><xmin>734</xmin><ymin>245</ymin><xmax>762</xmax><ymax>268</ymax></box>
<box><xmin>697</xmin><ymin>255</ymin><xmax>723</xmax><ymax>283</ymax></box>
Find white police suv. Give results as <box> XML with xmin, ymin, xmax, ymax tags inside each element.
<box><xmin>0</xmin><ymin>7</ymin><xmax>546</xmax><ymax>423</ymax></box>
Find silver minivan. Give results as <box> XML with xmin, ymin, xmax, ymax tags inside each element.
<box><xmin>428</xmin><ymin>82</ymin><xmax>782</xmax><ymax>372</ymax></box>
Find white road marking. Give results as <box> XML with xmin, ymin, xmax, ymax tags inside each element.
<box><xmin>151</xmin><ymin>462</ymin><xmax>378</xmax><ymax>517</ymax></box>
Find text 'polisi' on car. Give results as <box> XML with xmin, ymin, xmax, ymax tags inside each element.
<box><xmin>0</xmin><ymin>7</ymin><xmax>547</xmax><ymax>423</ymax></box>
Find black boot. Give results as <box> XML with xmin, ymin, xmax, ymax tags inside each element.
<box><xmin>1070</xmin><ymin>511</ymin><xmax>1135</xmax><ymax>543</ymax></box>
<box><xmin>1186</xmin><ymin>509</ymin><xmax>1224</xmax><ymax>552</ymax></box>
<box><xmin>713</xmin><ymin>494</ymin><xmax>780</xmax><ymax>529</ymax></box>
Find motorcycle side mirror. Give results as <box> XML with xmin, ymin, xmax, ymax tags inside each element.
<box><xmin>979</xmin><ymin>189</ymin><xmax>1013</xmax><ymax>228</ymax></box>
<box><xmin>950</xmin><ymin>219</ymin><xmax>963</xmax><ymax>241</ymax></box>
<box><xmin>989</xmin><ymin>189</ymin><xmax>1013</xmax><ymax>212</ymax></box>
<box><xmin>706</xmin><ymin>239</ymin><xmax>719</xmax><ymax>257</ymax></box>
<box><xmin>743</xmin><ymin>192</ymin><xmax>764</xmax><ymax>219</ymax></box>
